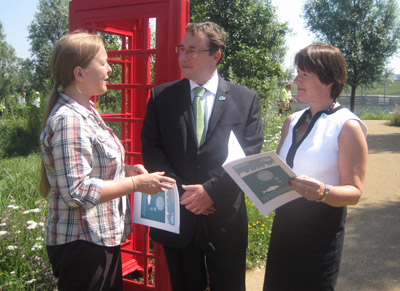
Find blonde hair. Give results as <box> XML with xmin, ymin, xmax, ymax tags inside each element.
<box><xmin>40</xmin><ymin>31</ymin><xmax>104</xmax><ymax>197</ymax></box>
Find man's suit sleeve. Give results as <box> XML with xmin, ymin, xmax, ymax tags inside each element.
<box><xmin>239</xmin><ymin>92</ymin><xmax>264</xmax><ymax>156</ymax></box>
<box><xmin>141</xmin><ymin>88</ymin><xmax>181</xmax><ymax>183</ymax></box>
<box><xmin>203</xmin><ymin>91</ymin><xmax>264</xmax><ymax>206</ymax></box>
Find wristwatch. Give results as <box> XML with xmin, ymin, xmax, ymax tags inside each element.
<box><xmin>316</xmin><ymin>184</ymin><xmax>329</xmax><ymax>203</ymax></box>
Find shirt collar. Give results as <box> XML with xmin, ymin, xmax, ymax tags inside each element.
<box><xmin>189</xmin><ymin>71</ymin><xmax>219</xmax><ymax>95</ymax></box>
<box><xmin>59</xmin><ymin>92</ymin><xmax>94</xmax><ymax>119</ymax></box>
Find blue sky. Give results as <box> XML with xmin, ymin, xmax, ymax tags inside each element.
<box><xmin>0</xmin><ymin>0</ymin><xmax>38</xmax><ymax>59</ymax></box>
<box><xmin>0</xmin><ymin>0</ymin><xmax>399</xmax><ymax>73</ymax></box>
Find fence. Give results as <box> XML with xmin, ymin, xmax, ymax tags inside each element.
<box><xmin>290</xmin><ymin>95</ymin><xmax>400</xmax><ymax>115</ymax></box>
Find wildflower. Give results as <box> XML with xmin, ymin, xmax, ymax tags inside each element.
<box><xmin>23</xmin><ymin>208</ymin><xmax>41</xmax><ymax>214</ymax></box>
<box><xmin>25</xmin><ymin>279</ymin><xmax>37</xmax><ymax>285</ymax></box>
<box><xmin>7</xmin><ymin>245</ymin><xmax>17</xmax><ymax>251</ymax></box>
<box><xmin>7</xmin><ymin>205</ymin><xmax>19</xmax><ymax>210</ymax></box>
<box><xmin>0</xmin><ymin>230</ymin><xmax>8</xmax><ymax>236</ymax></box>
<box><xmin>31</xmin><ymin>243</ymin><xmax>43</xmax><ymax>251</ymax></box>
<box><xmin>27</xmin><ymin>220</ymin><xmax>38</xmax><ymax>229</ymax></box>
<box><xmin>0</xmin><ymin>223</ymin><xmax>6</xmax><ymax>226</ymax></box>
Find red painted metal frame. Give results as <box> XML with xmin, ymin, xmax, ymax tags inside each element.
<box><xmin>69</xmin><ymin>1</ymin><xmax>189</xmax><ymax>290</ymax></box>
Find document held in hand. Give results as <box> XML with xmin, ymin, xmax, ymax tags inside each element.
<box><xmin>223</xmin><ymin>132</ymin><xmax>300</xmax><ymax>216</ymax></box>
<box><xmin>132</xmin><ymin>184</ymin><xmax>180</xmax><ymax>234</ymax></box>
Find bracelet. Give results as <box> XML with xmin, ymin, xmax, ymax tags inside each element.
<box><xmin>130</xmin><ymin>176</ymin><xmax>136</xmax><ymax>192</ymax></box>
<box><xmin>316</xmin><ymin>184</ymin><xmax>329</xmax><ymax>203</ymax></box>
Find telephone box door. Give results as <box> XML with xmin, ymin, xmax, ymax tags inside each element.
<box><xmin>69</xmin><ymin>0</ymin><xmax>189</xmax><ymax>289</ymax></box>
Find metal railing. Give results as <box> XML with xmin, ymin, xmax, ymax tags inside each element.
<box><xmin>289</xmin><ymin>95</ymin><xmax>400</xmax><ymax>115</ymax></box>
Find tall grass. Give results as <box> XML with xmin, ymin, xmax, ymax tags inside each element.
<box><xmin>0</xmin><ymin>154</ymin><xmax>56</xmax><ymax>290</ymax></box>
<box><xmin>0</xmin><ymin>155</ymin><xmax>42</xmax><ymax>211</ymax></box>
<box><xmin>364</xmin><ymin>80</ymin><xmax>400</xmax><ymax>96</ymax></box>
<box><xmin>388</xmin><ymin>105</ymin><xmax>400</xmax><ymax>126</ymax></box>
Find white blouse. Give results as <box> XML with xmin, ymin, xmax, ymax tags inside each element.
<box><xmin>279</xmin><ymin>107</ymin><xmax>367</xmax><ymax>186</ymax></box>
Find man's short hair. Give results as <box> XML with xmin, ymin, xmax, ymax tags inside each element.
<box><xmin>185</xmin><ymin>22</ymin><xmax>227</xmax><ymax>56</ymax></box>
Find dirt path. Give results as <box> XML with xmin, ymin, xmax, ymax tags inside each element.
<box><xmin>246</xmin><ymin>120</ymin><xmax>400</xmax><ymax>291</ymax></box>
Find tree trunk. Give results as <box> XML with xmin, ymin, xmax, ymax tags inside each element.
<box><xmin>350</xmin><ymin>85</ymin><xmax>356</xmax><ymax>112</ymax></box>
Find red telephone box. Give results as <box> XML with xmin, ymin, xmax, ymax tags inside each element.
<box><xmin>69</xmin><ymin>0</ymin><xmax>189</xmax><ymax>289</ymax></box>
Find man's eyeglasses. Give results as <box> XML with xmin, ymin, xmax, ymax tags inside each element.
<box><xmin>176</xmin><ymin>45</ymin><xmax>212</xmax><ymax>57</ymax></box>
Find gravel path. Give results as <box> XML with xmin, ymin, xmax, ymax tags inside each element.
<box><xmin>246</xmin><ymin>120</ymin><xmax>400</xmax><ymax>291</ymax></box>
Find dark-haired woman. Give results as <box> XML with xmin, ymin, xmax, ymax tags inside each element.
<box><xmin>263</xmin><ymin>43</ymin><xmax>368</xmax><ymax>290</ymax></box>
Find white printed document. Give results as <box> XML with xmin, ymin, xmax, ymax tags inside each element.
<box><xmin>223</xmin><ymin>130</ymin><xmax>246</xmax><ymax>165</ymax></box>
<box><xmin>223</xmin><ymin>151</ymin><xmax>301</xmax><ymax>216</ymax></box>
<box><xmin>132</xmin><ymin>184</ymin><xmax>180</xmax><ymax>234</ymax></box>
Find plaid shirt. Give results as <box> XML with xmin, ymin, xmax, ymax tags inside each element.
<box><xmin>40</xmin><ymin>93</ymin><xmax>133</xmax><ymax>246</ymax></box>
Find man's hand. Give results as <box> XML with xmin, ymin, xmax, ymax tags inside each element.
<box><xmin>180</xmin><ymin>184</ymin><xmax>216</xmax><ymax>215</ymax></box>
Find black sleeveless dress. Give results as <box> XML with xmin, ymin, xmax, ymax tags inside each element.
<box><xmin>263</xmin><ymin>108</ymin><xmax>349</xmax><ymax>291</ymax></box>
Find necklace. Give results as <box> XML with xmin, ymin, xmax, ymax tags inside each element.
<box><xmin>327</xmin><ymin>100</ymin><xmax>337</xmax><ymax>112</ymax></box>
<box><xmin>305</xmin><ymin>99</ymin><xmax>336</xmax><ymax>123</ymax></box>
<box><xmin>305</xmin><ymin>111</ymin><xmax>312</xmax><ymax>123</ymax></box>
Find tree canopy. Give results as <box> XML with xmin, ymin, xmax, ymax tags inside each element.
<box><xmin>0</xmin><ymin>22</ymin><xmax>20</xmax><ymax>100</ymax></box>
<box><xmin>190</xmin><ymin>0</ymin><xmax>290</xmax><ymax>100</ymax></box>
<box><xmin>303</xmin><ymin>0</ymin><xmax>400</xmax><ymax>111</ymax></box>
<box><xmin>28</xmin><ymin>0</ymin><xmax>69</xmax><ymax>91</ymax></box>
<box><xmin>20</xmin><ymin>0</ymin><xmax>290</xmax><ymax>107</ymax></box>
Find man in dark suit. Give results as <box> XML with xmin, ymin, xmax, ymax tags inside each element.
<box><xmin>141</xmin><ymin>22</ymin><xmax>264</xmax><ymax>291</ymax></box>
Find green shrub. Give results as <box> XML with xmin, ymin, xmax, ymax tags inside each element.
<box><xmin>358</xmin><ymin>106</ymin><xmax>400</xmax><ymax>127</ymax></box>
<box><xmin>245</xmin><ymin>104</ymin><xmax>283</xmax><ymax>268</ymax></box>
<box><xmin>358</xmin><ymin>109</ymin><xmax>391</xmax><ymax>120</ymax></box>
<box><xmin>261</xmin><ymin>98</ymin><xmax>285</xmax><ymax>152</ymax></box>
<box><xmin>0</xmin><ymin>119</ymin><xmax>35</xmax><ymax>157</ymax></box>
<box><xmin>388</xmin><ymin>105</ymin><xmax>400</xmax><ymax>126</ymax></box>
<box><xmin>246</xmin><ymin>197</ymin><xmax>274</xmax><ymax>268</ymax></box>
<box><xmin>0</xmin><ymin>106</ymin><xmax>42</xmax><ymax>158</ymax></box>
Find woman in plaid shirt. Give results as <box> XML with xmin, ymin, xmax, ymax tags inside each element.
<box><xmin>39</xmin><ymin>31</ymin><xmax>175</xmax><ymax>291</ymax></box>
